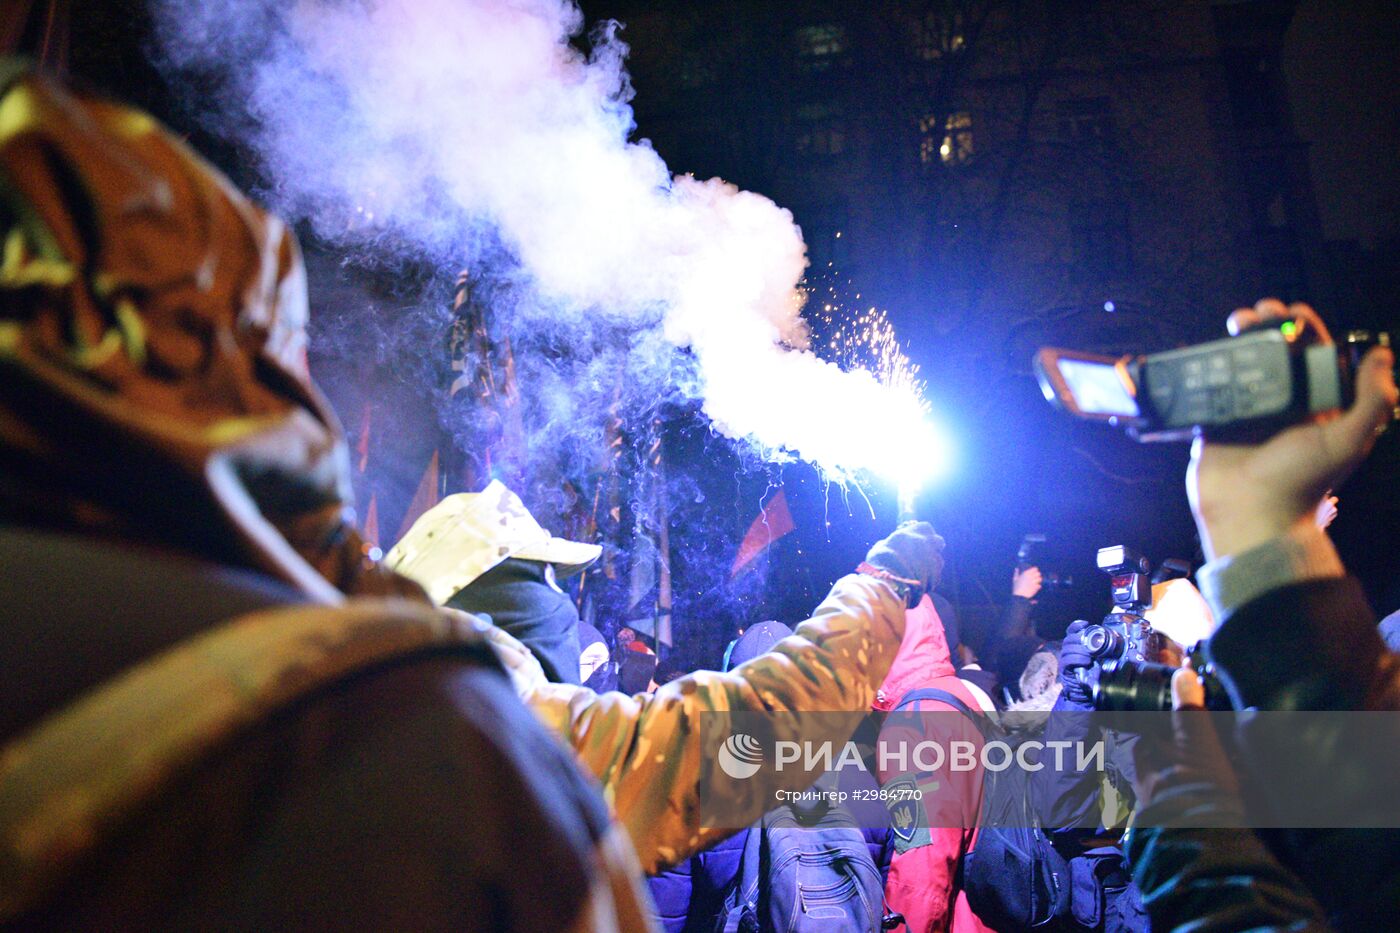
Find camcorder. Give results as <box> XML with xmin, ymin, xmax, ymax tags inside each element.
<box><xmin>1080</xmin><ymin>545</ymin><xmax>1229</xmax><ymax>712</ymax></box>
<box><xmin>1016</xmin><ymin>533</ymin><xmax>1072</xmax><ymax>590</ymax></box>
<box><xmin>1035</xmin><ymin>322</ymin><xmax>1393</xmax><ymax>441</ymax></box>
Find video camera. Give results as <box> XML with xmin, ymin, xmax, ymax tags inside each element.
<box><xmin>1016</xmin><ymin>533</ymin><xmax>1072</xmax><ymax>590</ymax></box>
<box><xmin>1035</xmin><ymin>323</ymin><xmax>1393</xmax><ymax>442</ymax></box>
<box><xmin>1077</xmin><ymin>545</ymin><xmax>1230</xmax><ymax>711</ymax></box>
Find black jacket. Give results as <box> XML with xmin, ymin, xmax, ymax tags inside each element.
<box><xmin>1128</xmin><ymin>576</ymin><xmax>1400</xmax><ymax>932</ymax></box>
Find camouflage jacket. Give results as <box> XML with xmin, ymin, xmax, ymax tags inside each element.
<box><xmin>475</xmin><ymin>573</ymin><xmax>906</xmax><ymax>873</ymax></box>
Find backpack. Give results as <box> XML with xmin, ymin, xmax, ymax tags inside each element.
<box><xmin>718</xmin><ymin>796</ymin><xmax>887</xmax><ymax>933</ymax></box>
<box><xmin>892</xmin><ymin>688</ymin><xmax>1069</xmax><ymax>931</ymax></box>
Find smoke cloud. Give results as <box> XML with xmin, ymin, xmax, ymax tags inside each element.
<box><xmin>152</xmin><ymin>0</ymin><xmax>947</xmax><ymax>486</ymax></box>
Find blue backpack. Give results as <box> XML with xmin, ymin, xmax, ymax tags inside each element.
<box><xmin>717</xmin><ymin>798</ymin><xmax>887</xmax><ymax>933</ymax></box>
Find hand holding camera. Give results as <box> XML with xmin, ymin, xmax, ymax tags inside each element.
<box><xmin>1057</xmin><ymin>619</ymin><xmax>1096</xmax><ymax>707</ymax></box>
<box><xmin>1188</xmin><ymin>301</ymin><xmax>1397</xmax><ymax>562</ymax></box>
<box><xmin>1037</xmin><ymin>299</ymin><xmax>1396</xmax><ymax>563</ymax></box>
<box><xmin>1012</xmin><ymin>565</ymin><xmax>1043</xmax><ymax>600</ymax></box>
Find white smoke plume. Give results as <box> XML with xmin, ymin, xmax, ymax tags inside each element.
<box><xmin>153</xmin><ymin>0</ymin><xmax>949</xmax><ymax>487</ymax></box>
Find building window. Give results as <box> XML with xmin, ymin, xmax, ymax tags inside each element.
<box><xmin>911</xmin><ymin>10</ymin><xmax>966</xmax><ymax>60</ymax></box>
<box><xmin>795</xmin><ymin>24</ymin><xmax>847</xmax><ymax>72</ymax></box>
<box><xmin>1056</xmin><ymin>98</ymin><xmax>1116</xmax><ymax>149</ymax></box>
<box><xmin>920</xmin><ymin>111</ymin><xmax>973</xmax><ymax>165</ymax></box>
<box><xmin>796</xmin><ymin>125</ymin><xmax>847</xmax><ymax>156</ymax></box>
<box><xmin>796</xmin><ymin>102</ymin><xmax>847</xmax><ymax>157</ymax></box>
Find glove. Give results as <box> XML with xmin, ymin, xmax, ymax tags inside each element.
<box><xmin>1058</xmin><ymin>619</ymin><xmax>1095</xmax><ymax>708</ymax></box>
<box><xmin>862</xmin><ymin>521</ymin><xmax>946</xmax><ymax>607</ymax></box>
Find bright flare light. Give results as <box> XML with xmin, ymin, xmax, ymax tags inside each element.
<box><xmin>702</xmin><ymin>346</ymin><xmax>954</xmax><ymax>491</ymax></box>
<box><xmin>742</xmin><ymin>270</ymin><xmax>957</xmax><ymax>493</ymax></box>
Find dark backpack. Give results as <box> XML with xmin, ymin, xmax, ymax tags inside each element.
<box><xmin>718</xmin><ymin>798</ymin><xmax>886</xmax><ymax>933</ymax></box>
<box><xmin>892</xmin><ymin>688</ymin><xmax>1069</xmax><ymax>931</ymax></box>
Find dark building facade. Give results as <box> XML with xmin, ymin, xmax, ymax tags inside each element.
<box><xmin>595</xmin><ymin>0</ymin><xmax>1340</xmax><ymax>368</ymax></box>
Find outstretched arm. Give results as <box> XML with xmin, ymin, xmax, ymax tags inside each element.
<box><xmin>484</xmin><ymin>573</ymin><xmax>907</xmax><ymax>872</ymax></box>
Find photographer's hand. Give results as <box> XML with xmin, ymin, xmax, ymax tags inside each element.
<box><xmin>1170</xmin><ymin>663</ymin><xmax>1207</xmax><ymax>712</ymax></box>
<box><xmin>1188</xmin><ymin>300</ymin><xmax>1396</xmax><ymax>563</ymax></box>
<box><xmin>1012</xmin><ymin>565</ymin><xmax>1043</xmax><ymax>600</ymax></box>
<box><xmin>1057</xmin><ymin>620</ymin><xmax>1095</xmax><ymax>707</ymax></box>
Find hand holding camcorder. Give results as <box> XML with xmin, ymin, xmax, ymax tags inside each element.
<box><xmin>1037</xmin><ymin>300</ymin><xmax>1397</xmax><ymax>564</ymax></box>
<box><xmin>1190</xmin><ymin>302</ymin><xmax>1397</xmax><ymax>562</ymax></box>
<box><xmin>1016</xmin><ymin>533</ymin><xmax>1071</xmax><ymax>591</ymax></box>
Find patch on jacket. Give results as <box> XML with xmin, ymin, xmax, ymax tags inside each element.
<box><xmin>885</xmin><ymin>773</ymin><xmax>941</xmax><ymax>853</ymax></box>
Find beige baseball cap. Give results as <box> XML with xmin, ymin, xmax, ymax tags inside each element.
<box><xmin>385</xmin><ymin>480</ymin><xmax>602</xmax><ymax>605</ymax></box>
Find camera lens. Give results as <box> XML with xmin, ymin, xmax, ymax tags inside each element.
<box><xmin>1079</xmin><ymin>624</ymin><xmax>1126</xmax><ymax>661</ymax></box>
<box><xmin>1093</xmin><ymin>659</ymin><xmax>1173</xmax><ymax>712</ymax></box>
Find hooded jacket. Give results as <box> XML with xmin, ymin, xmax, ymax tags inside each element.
<box><xmin>0</xmin><ymin>65</ymin><xmax>650</xmax><ymax>932</ymax></box>
<box><xmin>1129</xmin><ymin>526</ymin><xmax>1400</xmax><ymax>930</ymax></box>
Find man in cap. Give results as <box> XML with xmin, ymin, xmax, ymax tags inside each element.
<box><xmin>388</xmin><ymin>479</ymin><xmax>602</xmax><ymax>684</ymax></box>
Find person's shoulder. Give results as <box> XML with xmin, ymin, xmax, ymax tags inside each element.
<box><xmin>256</xmin><ymin>653</ymin><xmax>613</xmax><ymax>923</ymax></box>
<box><xmin>1379</xmin><ymin>608</ymin><xmax>1400</xmax><ymax>653</ymax></box>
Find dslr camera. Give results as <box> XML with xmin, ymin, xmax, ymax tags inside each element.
<box><xmin>1076</xmin><ymin>545</ymin><xmax>1158</xmax><ymax>670</ymax></box>
<box><xmin>1035</xmin><ymin>322</ymin><xmax>1393</xmax><ymax>441</ymax></box>
<box><xmin>1094</xmin><ymin>642</ymin><xmax>1230</xmax><ymax>713</ymax></box>
<box><xmin>1079</xmin><ymin>545</ymin><xmax>1229</xmax><ymax>711</ymax></box>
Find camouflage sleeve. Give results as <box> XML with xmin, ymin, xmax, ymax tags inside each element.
<box><xmin>515</xmin><ymin>573</ymin><xmax>906</xmax><ymax>873</ymax></box>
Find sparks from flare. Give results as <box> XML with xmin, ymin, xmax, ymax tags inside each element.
<box><xmin>793</xmin><ymin>266</ymin><xmax>950</xmax><ymax>500</ymax></box>
<box><xmin>803</xmin><ymin>269</ymin><xmax>928</xmax><ymax>413</ymax></box>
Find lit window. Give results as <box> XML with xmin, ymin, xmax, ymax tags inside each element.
<box><xmin>912</xmin><ymin>10</ymin><xmax>966</xmax><ymax>60</ymax></box>
<box><xmin>796</xmin><ymin>24</ymin><xmax>847</xmax><ymax>72</ymax></box>
<box><xmin>920</xmin><ymin>111</ymin><xmax>973</xmax><ymax>165</ymax></box>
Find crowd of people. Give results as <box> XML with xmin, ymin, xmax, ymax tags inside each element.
<box><xmin>1</xmin><ymin>63</ymin><xmax>1398</xmax><ymax>932</ymax></box>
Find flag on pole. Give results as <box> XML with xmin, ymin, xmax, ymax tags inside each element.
<box><xmin>394</xmin><ymin>450</ymin><xmax>441</xmax><ymax>543</ymax></box>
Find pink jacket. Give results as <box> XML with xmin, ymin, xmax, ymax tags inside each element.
<box><xmin>876</xmin><ymin>595</ymin><xmax>994</xmax><ymax>933</ymax></box>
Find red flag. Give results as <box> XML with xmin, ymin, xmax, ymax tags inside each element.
<box><xmin>362</xmin><ymin>493</ymin><xmax>380</xmax><ymax>548</ymax></box>
<box><xmin>394</xmin><ymin>450</ymin><xmax>441</xmax><ymax>543</ymax></box>
<box><xmin>731</xmin><ymin>489</ymin><xmax>796</xmax><ymax>577</ymax></box>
